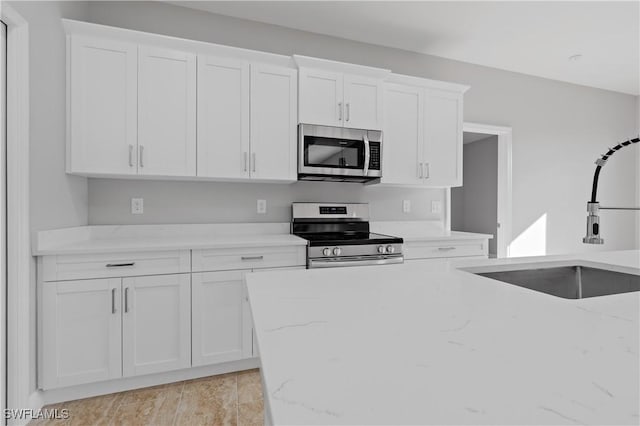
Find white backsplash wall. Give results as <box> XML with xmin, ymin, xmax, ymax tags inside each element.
<box><xmin>88</xmin><ymin>179</ymin><xmax>445</xmax><ymax>225</ymax></box>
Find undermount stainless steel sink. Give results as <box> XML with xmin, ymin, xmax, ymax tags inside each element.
<box><xmin>475</xmin><ymin>266</ymin><xmax>640</xmax><ymax>299</ymax></box>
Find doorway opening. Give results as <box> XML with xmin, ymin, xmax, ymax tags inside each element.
<box><xmin>451</xmin><ymin>133</ymin><xmax>499</xmax><ymax>256</ymax></box>
<box><xmin>447</xmin><ymin>122</ymin><xmax>512</xmax><ymax>258</ymax></box>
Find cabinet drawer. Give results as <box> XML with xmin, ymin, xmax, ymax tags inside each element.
<box><xmin>192</xmin><ymin>246</ymin><xmax>306</xmax><ymax>272</ymax></box>
<box><xmin>405</xmin><ymin>240</ymin><xmax>488</xmax><ymax>260</ymax></box>
<box><xmin>41</xmin><ymin>251</ymin><xmax>191</xmax><ymax>282</ymax></box>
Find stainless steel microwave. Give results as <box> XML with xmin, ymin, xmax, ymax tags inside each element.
<box><xmin>298</xmin><ymin>124</ymin><xmax>382</xmax><ymax>183</ymax></box>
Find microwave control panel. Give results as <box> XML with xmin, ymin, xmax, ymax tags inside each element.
<box><xmin>369</xmin><ymin>142</ymin><xmax>381</xmax><ymax>170</ymax></box>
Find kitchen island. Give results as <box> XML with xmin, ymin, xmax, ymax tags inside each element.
<box><xmin>245</xmin><ymin>250</ymin><xmax>640</xmax><ymax>425</ymax></box>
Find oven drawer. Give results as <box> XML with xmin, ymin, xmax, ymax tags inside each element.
<box><xmin>192</xmin><ymin>246</ymin><xmax>306</xmax><ymax>272</ymax></box>
<box><xmin>404</xmin><ymin>240</ymin><xmax>488</xmax><ymax>260</ymax></box>
<box><xmin>40</xmin><ymin>250</ymin><xmax>191</xmax><ymax>282</ymax></box>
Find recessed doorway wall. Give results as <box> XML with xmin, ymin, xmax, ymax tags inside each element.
<box><xmin>447</xmin><ymin>122</ymin><xmax>512</xmax><ymax>258</ymax></box>
<box><xmin>451</xmin><ymin>133</ymin><xmax>499</xmax><ymax>256</ymax></box>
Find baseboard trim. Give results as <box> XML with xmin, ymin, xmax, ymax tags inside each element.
<box><xmin>37</xmin><ymin>357</ymin><xmax>260</xmax><ymax>406</ymax></box>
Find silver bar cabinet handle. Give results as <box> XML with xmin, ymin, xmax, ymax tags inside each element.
<box><xmin>252</xmin><ymin>153</ymin><xmax>256</xmax><ymax>173</ymax></box>
<box><xmin>128</xmin><ymin>145</ymin><xmax>134</xmax><ymax>167</ymax></box>
<box><xmin>346</xmin><ymin>103</ymin><xmax>350</xmax><ymax>122</ymax></box>
<box><xmin>338</xmin><ymin>102</ymin><xmax>342</xmax><ymax>121</ymax></box>
<box><xmin>139</xmin><ymin>145</ymin><xmax>144</xmax><ymax>168</ymax></box>
<box><xmin>418</xmin><ymin>162</ymin><xmax>423</xmax><ymax>178</ymax></box>
<box><xmin>363</xmin><ymin>133</ymin><xmax>370</xmax><ymax>177</ymax></box>
<box><xmin>425</xmin><ymin>162</ymin><xmax>430</xmax><ymax>179</ymax></box>
<box><xmin>241</xmin><ymin>255</ymin><xmax>264</xmax><ymax>261</ymax></box>
<box><xmin>244</xmin><ymin>152</ymin><xmax>248</xmax><ymax>172</ymax></box>
<box><xmin>106</xmin><ymin>262</ymin><xmax>135</xmax><ymax>268</ymax></box>
<box><xmin>111</xmin><ymin>288</ymin><xmax>117</xmax><ymax>314</ymax></box>
<box><xmin>438</xmin><ymin>247</ymin><xmax>456</xmax><ymax>251</ymax></box>
<box><xmin>124</xmin><ymin>288</ymin><xmax>129</xmax><ymax>313</ymax></box>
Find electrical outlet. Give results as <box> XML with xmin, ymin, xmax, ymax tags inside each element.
<box><xmin>257</xmin><ymin>199</ymin><xmax>267</xmax><ymax>214</ymax></box>
<box><xmin>131</xmin><ymin>198</ymin><xmax>144</xmax><ymax>215</ymax></box>
<box><xmin>402</xmin><ymin>200</ymin><xmax>411</xmax><ymax>213</ymax></box>
<box><xmin>431</xmin><ymin>200</ymin><xmax>442</xmax><ymax>214</ymax></box>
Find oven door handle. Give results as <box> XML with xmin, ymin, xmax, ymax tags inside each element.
<box><xmin>363</xmin><ymin>133</ymin><xmax>370</xmax><ymax>177</ymax></box>
<box><xmin>308</xmin><ymin>255</ymin><xmax>404</xmax><ymax>269</ymax></box>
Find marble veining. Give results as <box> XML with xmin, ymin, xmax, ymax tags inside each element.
<box><xmin>247</xmin><ymin>250</ymin><xmax>640</xmax><ymax>425</ymax></box>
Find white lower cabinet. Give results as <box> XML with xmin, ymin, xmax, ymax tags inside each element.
<box><xmin>40</xmin><ymin>273</ymin><xmax>191</xmax><ymax>389</ymax></box>
<box><xmin>404</xmin><ymin>240</ymin><xmax>489</xmax><ymax>261</ymax></box>
<box><xmin>192</xmin><ymin>266</ymin><xmax>305</xmax><ymax>367</ymax></box>
<box><xmin>122</xmin><ymin>274</ymin><xmax>191</xmax><ymax>377</ymax></box>
<box><xmin>40</xmin><ymin>278</ymin><xmax>122</xmax><ymax>390</ymax></box>
<box><xmin>192</xmin><ymin>270</ymin><xmax>249</xmax><ymax>366</ymax></box>
<box><xmin>38</xmin><ymin>247</ymin><xmax>305</xmax><ymax>390</ymax></box>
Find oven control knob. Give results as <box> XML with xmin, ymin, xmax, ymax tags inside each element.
<box><xmin>333</xmin><ymin>247</ymin><xmax>342</xmax><ymax>256</ymax></box>
<box><xmin>386</xmin><ymin>245</ymin><xmax>395</xmax><ymax>254</ymax></box>
<box><xmin>377</xmin><ymin>245</ymin><xmax>386</xmax><ymax>254</ymax></box>
<box><xmin>322</xmin><ymin>248</ymin><xmax>331</xmax><ymax>256</ymax></box>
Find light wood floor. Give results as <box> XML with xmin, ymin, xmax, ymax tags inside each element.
<box><xmin>29</xmin><ymin>369</ymin><xmax>264</xmax><ymax>426</ymax></box>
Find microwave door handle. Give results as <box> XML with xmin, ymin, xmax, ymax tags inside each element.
<box><xmin>363</xmin><ymin>133</ymin><xmax>370</xmax><ymax>177</ymax></box>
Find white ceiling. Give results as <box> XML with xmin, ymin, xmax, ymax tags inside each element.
<box><xmin>169</xmin><ymin>1</ymin><xmax>640</xmax><ymax>95</ymax></box>
<box><xmin>463</xmin><ymin>132</ymin><xmax>495</xmax><ymax>144</ymax></box>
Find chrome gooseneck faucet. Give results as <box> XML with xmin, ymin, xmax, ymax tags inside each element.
<box><xmin>583</xmin><ymin>136</ymin><xmax>640</xmax><ymax>244</ymax></box>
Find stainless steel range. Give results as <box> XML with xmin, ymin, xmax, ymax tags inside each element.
<box><xmin>292</xmin><ymin>203</ymin><xmax>404</xmax><ymax>268</ymax></box>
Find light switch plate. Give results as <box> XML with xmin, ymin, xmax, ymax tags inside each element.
<box><xmin>403</xmin><ymin>200</ymin><xmax>411</xmax><ymax>213</ymax></box>
<box><xmin>257</xmin><ymin>199</ymin><xmax>267</xmax><ymax>214</ymax></box>
<box><xmin>131</xmin><ymin>198</ymin><xmax>144</xmax><ymax>215</ymax></box>
<box><xmin>431</xmin><ymin>201</ymin><xmax>442</xmax><ymax>214</ymax></box>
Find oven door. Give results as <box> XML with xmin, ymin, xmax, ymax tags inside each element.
<box><xmin>308</xmin><ymin>254</ymin><xmax>404</xmax><ymax>269</ymax></box>
<box><xmin>298</xmin><ymin>124</ymin><xmax>381</xmax><ymax>178</ymax></box>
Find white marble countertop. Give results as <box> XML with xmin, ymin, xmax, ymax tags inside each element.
<box><xmin>246</xmin><ymin>250</ymin><xmax>640</xmax><ymax>425</ymax></box>
<box><xmin>32</xmin><ymin>221</ymin><xmax>491</xmax><ymax>256</ymax></box>
<box><xmin>32</xmin><ymin>223</ymin><xmax>307</xmax><ymax>255</ymax></box>
<box><xmin>371</xmin><ymin>221</ymin><xmax>493</xmax><ymax>242</ymax></box>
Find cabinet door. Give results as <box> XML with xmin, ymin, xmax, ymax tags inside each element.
<box><xmin>138</xmin><ymin>46</ymin><xmax>196</xmax><ymax>177</ymax></box>
<box><xmin>298</xmin><ymin>68</ymin><xmax>343</xmax><ymax>127</ymax></box>
<box><xmin>381</xmin><ymin>83</ymin><xmax>424</xmax><ymax>185</ymax></box>
<box><xmin>424</xmin><ymin>88</ymin><xmax>464</xmax><ymax>187</ymax></box>
<box><xmin>343</xmin><ymin>74</ymin><xmax>383</xmax><ymax>130</ymax></box>
<box><xmin>192</xmin><ymin>271</ymin><xmax>249</xmax><ymax>366</ymax></box>
<box><xmin>40</xmin><ymin>278</ymin><xmax>121</xmax><ymax>389</ymax></box>
<box><xmin>197</xmin><ymin>56</ymin><xmax>250</xmax><ymax>179</ymax></box>
<box><xmin>122</xmin><ymin>274</ymin><xmax>191</xmax><ymax>377</ymax></box>
<box><xmin>69</xmin><ymin>36</ymin><xmax>137</xmax><ymax>175</ymax></box>
<box><xmin>250</xmin><ymin>64</ymin><xmax>298</xmax><ymax>181</ymax></box>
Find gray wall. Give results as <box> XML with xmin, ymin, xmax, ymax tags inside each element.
<box><xmin>9</xmin><ymin>1</ymin><xmax>89</xmax><ymax>233</ymax></box>
<box><xmin>451</xmin><ymin>136</ymin><xmax>499</xmax><ymax>255</ymax></box>
<box><xmin>6</xmin><ymin>0</ymin><xmax>89</xmax><ymax>409</ymax></box>
<box><xmin>84</xmin><ymin>1</ymin><xmax>639</xmax><ymax>255</ymax></box>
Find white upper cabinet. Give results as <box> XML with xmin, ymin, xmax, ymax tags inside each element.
<box><xmin>295</xmin><ymin>56</ymin><xmax>390</xmax><ymax>130</ymax></box>
<box><xmin>68</xmin><ymin>35</ymin><xmax>137</xmax><ymax>175</ymax></box>
<box><xmin>298</xmin><ymin>68</ymin><xmax>343</xmax><ymax>127</ymax></box>
<box><xmin>382</xmin><ymin>83</ymin><xmax>424</xmax><ymax>185</ymax></box>
<box><xmin>343</xmin><ymin>74</ymin><xmax>384</xmax><ymax>130</ymax></box>
<box><xmin>424</xmin><ymin>88</ymin><xmax>464</xmax><ymax>187</ymax></box>
<box><xmin>122</xmin><ymin>274</ymin><xmax>191</xmax><ymax>377</ymax></box>
<box><xmin>65</xmin><ymin>21</ymin><xmax>467</xmax><ymax>186</ymax></box>
<box><xmin>40</xmin><ymin>278</ymin><xmax>122</xmax><ymax>389</ymax></box>
<box><xmin>250</xmin><ymin>64</ymin><xmax>298</xmax><ymax>181</ymax></box>
<box><xmin>381</xmin><ymin>75</ymin><xmax>468</xmax><ymax>187</ymax></box>
<box><xmin>298</xmin><ymin>69</ymin><xmax>385</xmax><ymax>130</ymax></box>
<box><xmin>138</xmin><ymin>46</ymin><xmax>196</xmax><ymax>177</ymax></box>
<box><xmin>197</xmin><ymin>56</ymin><xmax>250</xmax><ymax>179</ymax></box>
